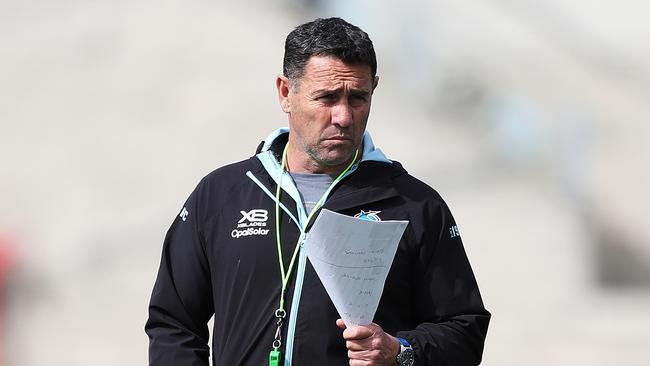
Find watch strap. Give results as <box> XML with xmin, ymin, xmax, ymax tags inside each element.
<box><xmin>396</xmin><ymin>337</ymin><xmax>410</xmax><ymax>347</ymax></box>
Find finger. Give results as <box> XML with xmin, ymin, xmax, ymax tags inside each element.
<box><xmin>348</xmin><ymin>360</ymin><xmax>368</xmax><ymax>366</ymax></box>
<box><xmin>343</xmin><ymin>325</ymin><xmax>374</xmax><ymax>340</ymax></box>
<box><xmin>348</xmin><ymin>348</ymin><xmax>382</xmax><ymax>361</ymax></box>
<box><xmin>336</xmin><ymin>318</ymin><xmax>346</xmax><ymax>330</ymax></box>
<box><xmin>346</xmin><ymin>339</ymin><xmax>372</xmax><ymax>352</ymax></box>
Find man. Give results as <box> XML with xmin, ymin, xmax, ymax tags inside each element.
<box><xmin>146</xmin><ymin>17</ymin><xmax>490</xmax><ymax>366</ymax></box>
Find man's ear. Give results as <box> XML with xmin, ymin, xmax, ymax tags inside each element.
<box><xmin>276</xmin><ymin>75</ymin><xmax>291</xmax><ymax>113</ymax></box>
<box><xmin>372</xmin><ymin>75</ymin><xmax>379</xmax><ymax>93</ymax></box>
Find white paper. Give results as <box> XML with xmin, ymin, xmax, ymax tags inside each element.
<box><xmin>304</xmin><ymin>209</ymin><xmax>409</xmax><ymax>326</ymax></box>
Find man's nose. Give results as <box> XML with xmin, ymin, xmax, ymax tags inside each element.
<box><xmin>331</xmin><ymin>102</ymin><xmax>353</xmax><ymax>127</ymax></box>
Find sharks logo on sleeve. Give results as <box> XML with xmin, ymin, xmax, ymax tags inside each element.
<box><xmin>179</xmin><ymin>207</ymin><xmax>189</xmax><ymax>222</ymax></box>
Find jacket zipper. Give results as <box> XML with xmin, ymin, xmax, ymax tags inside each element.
<box><xmin>246</xmin><ymin>161</ymin><xmax>359</xmax><ymax>365</ymax></box>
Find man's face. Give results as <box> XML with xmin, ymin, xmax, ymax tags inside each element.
<box><xmin>277</xmin><ymin>56</ymin><xmax>378</xmax><ymax>173</ymax></box>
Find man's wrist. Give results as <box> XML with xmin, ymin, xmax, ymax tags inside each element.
<box><xmin>389</xmin><ymin>336</ymin><xmax>401</xmax><ymax>365</ymax></box>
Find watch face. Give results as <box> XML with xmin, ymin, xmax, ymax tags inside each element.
<box><xmin>398</xmin><ymin>348</ymin><xmax>414</xmax><ymax>366</ymax></box>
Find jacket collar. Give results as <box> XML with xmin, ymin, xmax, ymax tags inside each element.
<box><xmin>251</xmin><ymin>128</ymin><xmax>404</xmax><ymax>218</ymax></box>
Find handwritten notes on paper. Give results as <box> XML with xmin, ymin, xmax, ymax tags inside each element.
<box><xmin>304</xmin><ymin>209</ymin><xmax>409</xmax><ymax>326</ymax></box>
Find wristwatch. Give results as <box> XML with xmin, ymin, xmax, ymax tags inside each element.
<box><xmin>395</xmin><ymin>337</ymin><xmax>414</xmax><ymax>366</ymax></box>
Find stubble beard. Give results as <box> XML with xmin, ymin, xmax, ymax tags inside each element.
<box><xmin>305</xmin><ymin>142</ymin><xmax>357</xmax><ymax>169</ymax></box>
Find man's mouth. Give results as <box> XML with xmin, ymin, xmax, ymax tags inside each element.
<box><xmin>323</xmin><ymin>136</ymin><xmax>351</xmax><ymax>141</ymax></box>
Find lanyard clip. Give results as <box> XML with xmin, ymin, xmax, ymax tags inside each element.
<box><xmin>275</xmin><ymin>308</ymin><xmax>286</xmax><ymax>319</ymax></box>
<box><xmin>272</xmin><ymin>308</ymin><xmax>286</xmax><ymax>350</ymax></box>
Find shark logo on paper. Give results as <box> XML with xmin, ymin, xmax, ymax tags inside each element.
<box><xmin>354</xmin><ymin>210</ymin><xmax>381</xmax><ymax>222</ymax></box>
<box><xmin>232</xmin><ymin>209</ymin><xmax>270</xmax><ymax>238</ymax></box>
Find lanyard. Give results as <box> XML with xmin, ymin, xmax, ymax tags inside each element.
<box><xmin>269</xmin><ymin>144</ymin><xmax>359</xmax><ymax>366</ymax></box>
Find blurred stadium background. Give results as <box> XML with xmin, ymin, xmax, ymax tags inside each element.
<box><xmin>1</xmin><ymin>0</ymin><xmax>649</xmax><ymax>364</ymax></box>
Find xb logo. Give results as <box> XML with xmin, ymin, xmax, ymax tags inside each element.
<box><xmin>232</xmin><ymin>209</ymin><xmax>270</xmax><ymax>238</ymax></box>
<box><xmin>238</xmin><ymin>209</ymin><xmax>268</xmax><ymax>223</ymax></box>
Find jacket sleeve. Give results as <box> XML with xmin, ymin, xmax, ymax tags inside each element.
<box><xmin>145</xmin><ymin>186</ymin><xmax>214</xmax><ymax>366</ymax></box>
<box><xmin>395</xmin><ymin>201</ymin><xmax>490</xmax><ymax>365</ymax></box>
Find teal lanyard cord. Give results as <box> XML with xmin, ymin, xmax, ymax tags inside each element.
<box><xmin>270</xmin><ymin>144</ymin><xmax>359</xmax><ymax>364</ymax></box>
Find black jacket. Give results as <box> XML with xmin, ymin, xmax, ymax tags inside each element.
<box><xmin>146</xmin><ymin>132</ymin><xmax>490</xmax><ymax>365</ymax></box>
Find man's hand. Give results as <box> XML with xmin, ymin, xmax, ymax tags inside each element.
<box><xmin>336</xmin><ymin>319</ymin><xmax>401</xmax><ymax>366</ymax></box>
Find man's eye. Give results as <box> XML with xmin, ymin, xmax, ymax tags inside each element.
<box><xmin>319</xmin><ymin>94</ymin><xmax>337</xmax><ymax>101</ymax></box>
<box><xmin>350</xmin><ymin>95</ymin><xmax>368</xmax><ymax>105</ymax></box>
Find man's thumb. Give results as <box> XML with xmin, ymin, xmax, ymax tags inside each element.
<box><xmin>335</xmin><ymin>318</ymin><xmax>346</xmax><ymax>330</ymax></box>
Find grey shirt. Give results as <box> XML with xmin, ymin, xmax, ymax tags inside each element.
<box><xmin>289</xmin><ymin>172</ymin><xmax>334</xmax><ymax>214</ymax></box>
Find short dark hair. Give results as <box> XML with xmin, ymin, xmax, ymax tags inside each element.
<box><xmin>283</xmin><ymin>17</ymin><xmax>377</xmax><ymax>84</ymax></box>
